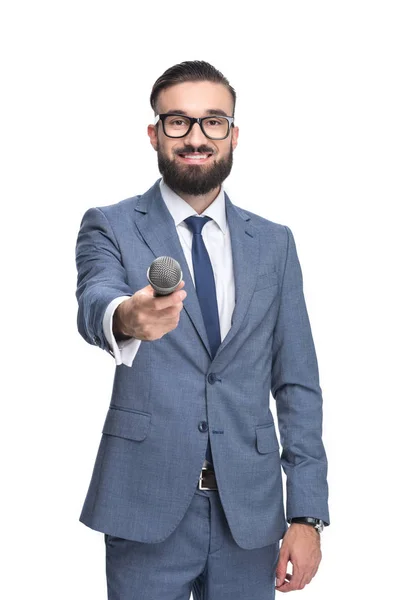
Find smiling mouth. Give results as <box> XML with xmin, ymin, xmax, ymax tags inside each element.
<box><xmin>177</xmin><ymin>152</ymin><xmax>214</xmax><ymax>164</ymax></box>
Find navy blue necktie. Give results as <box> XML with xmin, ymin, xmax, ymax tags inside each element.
<box><xmin>184</xmin><ymin>215</ymin><xmax>221</xmax><ymax>358</ymax></box>
<box><xmin>184</xmin><ymin>215</ymin><xmax>221</xmax><ymax>466</ymax></box>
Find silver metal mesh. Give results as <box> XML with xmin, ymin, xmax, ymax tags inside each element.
<box><xmin>147</xmin><ymin>256</ymin><xmax>182</xmax><ymax>295</ymax></box>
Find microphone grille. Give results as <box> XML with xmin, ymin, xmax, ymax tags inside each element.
<box><xmin>148</xmin><ymin>256</ymin><xmax>182</xmax><ymax>295</ymax></box>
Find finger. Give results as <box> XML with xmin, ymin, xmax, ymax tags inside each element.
<box><xmin>298</xmin><ymin>572</ymin><xmax>310</xmax><ymax>591</ymax></box>
<box><xmin>149</xmin><ymin>283</ymin><xmax>187</xmax><ymax>308</ymax></box>
<box><xmin>277</xmin><ymin>566</ymin><xmax>303</xmax><ymax>592</ymax></box>
<box><xmin>275</xmin><ymin>553</ymin><xmax>289</xmax><ymax>587</ymax></box>
<box><xmin>298</xmin><ymin>568</ymin><xmax>316</xmax><ymax>591</ymax></box>
<box><xmin>275</xmin><ymin>572</ymin><xmax>292</xmax><ymax>590</ymax></box>
<box><xmin>169</xmin><ymin>287</ymin><xmax>187</xmax><ymax>305</ymax></box>
<box><xmin>276</xmin><ymin>572</ymin><xmax>292</xmax><ymax>584</ymax></box>
<box><xmin>306</xmin><ymin>556</ymin><xmax>321</xmax><ymax>583</ymax></box>
<box><xmin>158</xmin><ymin>303</ymin><xmax>185</xmax><ymax>321</ymax></box>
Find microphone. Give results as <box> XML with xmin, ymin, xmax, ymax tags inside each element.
<box><xmin>147</xmin><ymin>256</ymin><xmax>183</xmax><ymax>297</ymax></box>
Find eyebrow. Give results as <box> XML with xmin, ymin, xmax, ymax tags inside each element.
<box><xmin>164</xmin><ymin>109</ymin><xmax>230</xmax><ymax>117</ymax></box>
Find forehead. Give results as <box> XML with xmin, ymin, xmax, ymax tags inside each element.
<box><xmin>157</xmin><ymin>81</ymin><xmax>233</xmax><ymax>116</ymax></box>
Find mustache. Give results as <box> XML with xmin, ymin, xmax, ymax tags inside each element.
<box><xmin>175</xmin><ymin>146</ymin><xmax>214</xmax><ymax>155</ymax></box>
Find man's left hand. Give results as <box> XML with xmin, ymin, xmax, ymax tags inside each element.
<box><xmin>275</xmin><ymin>523</ymin><xmax>322</xmax><ymax>592</ymax></box>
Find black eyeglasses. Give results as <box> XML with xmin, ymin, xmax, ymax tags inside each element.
<box><xmin>154</xmin><ymin>113</ymin><xmax>234</xmax><ymax>140</ymax></box>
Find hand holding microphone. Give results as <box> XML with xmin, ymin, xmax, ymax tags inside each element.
<box><xmin>113</xmin><ymin>257</ymin><xmax>187</xmax><ymax>342</ymax></box>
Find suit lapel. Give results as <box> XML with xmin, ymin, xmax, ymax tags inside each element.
<box><xmin>134</xmin><ymin>179</ymin><xmax>213</xmax><ymax>357</ymax></box>
<box><xmin>133</xmin><ymin>179</ymin><xmax>260</xmax><ymax>362</ymax></box>
<box><xmin>214</xmin><ymin>193</ymin><xmax>260</xmax><ymax>360</ymax></box>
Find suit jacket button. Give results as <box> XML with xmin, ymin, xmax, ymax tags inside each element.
<box><xmin>198</xmin><ymin>421</ymin><xmax>208</xmax><ymax>432</ymax></box>
<box><xmin>208</xmin><ymin>373</ymin><xmax>217</xmax><ymax>384</ymax></box>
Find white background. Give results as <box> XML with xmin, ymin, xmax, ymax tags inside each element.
<box><xmin>1</xmin><ymin>1</ymin><xmax>399</xmax><ymax>598</ymax></box>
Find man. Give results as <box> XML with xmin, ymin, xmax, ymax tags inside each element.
<box><xmin>75</xmin><ymin>60</ymin><xmax>330</xmax><ymax>599</ymax></box>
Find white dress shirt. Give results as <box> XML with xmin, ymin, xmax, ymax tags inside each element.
<box><xmin>103</xmin><ymin>178</ymin><xmax>236</xmax><ymax>367</ymax></box>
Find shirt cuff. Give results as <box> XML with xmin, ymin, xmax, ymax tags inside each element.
<box><xmin>103</xmin><ymin>296</ymin><xmax>142</xmax><ymax>367</ymax></box>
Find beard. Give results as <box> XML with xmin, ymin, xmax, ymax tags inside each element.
<box><xmin>156</xmin><ymin>141</ymin><xmax>233</xmax><ymax>196</ymax></box>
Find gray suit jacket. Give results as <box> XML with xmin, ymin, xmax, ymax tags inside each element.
<box><xmin>75</xmin><ymin>178</ymin><xmax>330</xmax><ymax>549</ymax></box>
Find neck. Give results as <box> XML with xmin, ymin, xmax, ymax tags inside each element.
<box><xmin>173</xmin><ymin>185</ymin><xmax>221</xmax><ymax>215</ymax></box>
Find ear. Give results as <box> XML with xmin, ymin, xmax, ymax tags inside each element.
<box><xmin>147</xmin><ymin>124</ymin><xmax>158</xmax><ymax>151</ymax></box>
<box><xmin>232</xmin><ymin>125</ymin><xmax>239</xmax><ymax>151</ymax></box>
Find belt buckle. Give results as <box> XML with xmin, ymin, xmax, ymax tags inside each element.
<box><xmin>199</xmin><ymin>467</ymin><xmax>213</xmax><ymax>490</ymax></box>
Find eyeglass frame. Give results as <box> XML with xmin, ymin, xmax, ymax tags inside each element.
<box><xmin>154</xmin><ymin>113</ymin><xmax>235</xmax><ymax>140</ymax></box>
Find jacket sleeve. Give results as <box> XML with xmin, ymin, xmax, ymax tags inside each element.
<box><xmin>271</xmin><ymin>225</ymin><xmax>330</xmax><ymax>526</ymax></box>
<box><xmin>75</xmin><ymin>206</ymin><xmax>134</xmax><ymax>353</ymax></box>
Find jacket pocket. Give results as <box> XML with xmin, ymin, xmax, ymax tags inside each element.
<box><xmin>253</xmin><ymin>268</ymin><xmax>278</xmax><ymax>292</ymax></box>
<box><xmin>102</xmin><ymin>406</ymin><xmax>151</xmax><ymax>441</ymax></box>
<box><xmin>255</xmin><ymin>423</ymin><xmax>280</xmax><ymax>454</ymax></box>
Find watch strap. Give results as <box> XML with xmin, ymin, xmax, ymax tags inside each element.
<box><xmin>289</xmin><ymin>517</ymin><xmax>325</xmax><ymax>533</ymax></box>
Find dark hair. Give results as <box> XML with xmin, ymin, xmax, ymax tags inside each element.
<box><xmin>150</xmin><ymin>60</ymin><xmax>236</xmax><ymax>117</ymax></box>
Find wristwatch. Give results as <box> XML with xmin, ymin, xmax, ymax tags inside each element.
<box><xmin>289</xmin><ymin>517</ymin><xmax>325</xmax><ymax>534</ymax></box>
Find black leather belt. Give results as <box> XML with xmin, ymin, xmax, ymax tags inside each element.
<box><xmin>198</xmin><ymin>466</ymin><xmax>218</xmax><ymax>490</ymax></box>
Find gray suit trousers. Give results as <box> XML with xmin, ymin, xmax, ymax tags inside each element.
<box><xmin>105</xmin><ymin>487</ymin><xmax>280</xmax><ymax>600</ymax></box>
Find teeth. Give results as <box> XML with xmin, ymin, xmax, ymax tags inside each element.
<box><xmin>181</xmin><ymin>154</ymin><xmax>209</xmax><ymax>159</ymax></box>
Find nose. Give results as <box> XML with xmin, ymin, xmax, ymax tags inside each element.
<box><xmin>185</xmin><ymin>121</ymin><xmax>209</xmax><ymax>147</ymax></box>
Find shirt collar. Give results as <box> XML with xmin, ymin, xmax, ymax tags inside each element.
<box><xmin>159</xmin><ymin>178</ymin><xmax>227</xmax><ymax>235</ymax></box>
